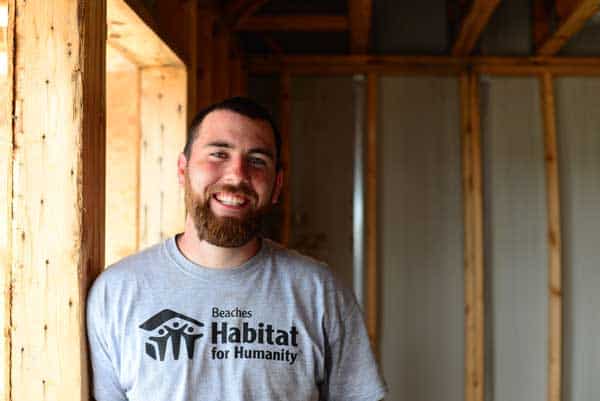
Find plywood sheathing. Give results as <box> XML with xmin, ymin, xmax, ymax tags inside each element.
<box><xmin>139</xmin><ymin>67</ymin><xmax>186</xmax><ymax>248</ymax></box>
<box><xmin>106</xmin><ymin>67</ymin><xmax>141</xmax><ymax>266</ymax></box>
<box><xmin>460</xmin><ymin>72</ymin><xmax>485</xmax><ymax>401</ymax></box>
<box><xmin>0</xmin><ymin>1</ymin><xmax>14</xmax><ymax>400</ymax></box>
<box><xmin>10</xmin><ymin>1</ymin><xmax>106</xmax><ymax>401</ymax></box>
<box><xmin>540</xmin><ymin>72</ymin><xmax>563</xmax><ymax>401</ymax></box>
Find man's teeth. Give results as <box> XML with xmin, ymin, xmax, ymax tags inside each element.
<box><xmin>215</xmin><ymin>194</ymin><xmax>247</xmax><ymax>206</ymax></box>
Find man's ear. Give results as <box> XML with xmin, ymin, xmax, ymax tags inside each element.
<box><xmin>271</xmin><ymin>170</ymin><xmax>284</xmax><ymax>204</ymax></box>
<box><xmin>177</xmin><ymin>153</ymin><xmax>187</xmax><ymax>186</ymax></box>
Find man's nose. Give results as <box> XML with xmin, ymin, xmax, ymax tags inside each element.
<box><xmin>224</xmin><ymin>156</ymin><xmax>250</xmax><ymax>184</ymax></box>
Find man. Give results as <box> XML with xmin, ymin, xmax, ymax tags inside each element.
<box><xmin>87</xmin><ymin>97</ymin><xmax>386</xmax><ymax>401</ymax></box>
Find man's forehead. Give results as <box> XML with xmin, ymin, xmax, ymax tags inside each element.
<box><xmin>195</xmin><ymin>109</ymin><xmax>276</xmax><ymax>148</ymax></box>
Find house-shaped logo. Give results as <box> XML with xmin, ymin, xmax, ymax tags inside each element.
<box><xmin>139</xmin><ymin>309</ymin><xmax>204</xmax><ymax>361</ymax></box>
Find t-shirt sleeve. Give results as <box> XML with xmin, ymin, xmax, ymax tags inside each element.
<box><xmin>321</xmin><ymin>291</ymin><xmax>387</xmax><ymax>401</ymax></box>
<box><xmin>86</xmin><ymin>277</ymin><xmax>128</xmax><ymax>401</ymax></box>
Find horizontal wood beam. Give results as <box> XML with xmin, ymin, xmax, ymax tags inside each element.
<box><xmin>452</xmin><ymin>0</ymin><xmax>502</xmax><ymax>56</ymax></box>
<box><xmin>537</xmin><ymin>0</ymin><xmax>600</xmax><ymax>56</ymax></box>
<box><xmin>248</xmin><ymin>54</ymin><xmax>600</xmax><ymax>75</ymax></box>
<box><xmin>348</xmin><ymin>0</ymin><xmax>373</xmax><ymax>53</ymax></box>
<box><xmin>226</xmin><ymin>0</ymin><xmax>270</xmax><ymax>28</ymax></box>
<box><xmin>236</xmin><ymin>14</ymin><xmax>349</xmax><ymax>31</ymax></box>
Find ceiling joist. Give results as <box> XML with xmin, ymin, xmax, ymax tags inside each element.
<box><xmin>452</xmin><ymin>0</ymin><xmax>502</xmax><ymax>56</ymax></box>
<box><xmin>236</xmin><ymin>15</ymin><xmax>349</xmax><ymax>31</ymax></box>
<box><xmin>537</xmin><ymin>0</ymin><xmax>600</xmax><ymax>55</ymax></box>
<box><xmin>348</xmin><ymin>0</ymin><xmax>373</xmax><ymax>53</ymax></box>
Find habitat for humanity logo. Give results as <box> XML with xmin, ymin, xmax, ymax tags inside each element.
<box><xmin>139</xmin><ymin>309</ymin><xmax>204</xmax><ymax>361</ymax></box>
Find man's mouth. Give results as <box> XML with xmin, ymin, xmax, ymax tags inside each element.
<box><xmin>212</xmin><ymin>192</ymin><xmax>250</xmax><ymax>208</ymax></box>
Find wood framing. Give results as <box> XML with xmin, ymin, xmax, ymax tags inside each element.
<box><xmin>537</xmin><ymin>0</ymin><xmax>600</xmax><ymax>56</ymax></box>
<box><xmin>197</xmin><ymin>4</ymin><xmax>217</xmax><ymax>110</ymax></box>
<box><xmin>460</xmin><ymin>72</ymin><xmax>485</xmax><ymax>401</ymax></box>
<box><xmin>279</xmin><ymin>71</ymin><xmax>292</xmax><ymax>246</ymax></box>
<box><xmin>108</xmin><ymin>0</ymin><xmax>183</xmax><ymax>67</ymax></box>
<box><xmin>533</xmin><ymin>0</ymin><xmax>552</xmax><ymax>49</ymax></box>
<box><xmin>226</xmin><ymin>0</ymin><xmax>270</xmax><ymax>28</ymax></box>
<box><xmin>139</xmin><ymin>67</ymin><xmax>187</xmax><ymax>248</ymax></box>
<box><xmin>9</xmin><ymin>1</ymin><xmax>106</xmax><ymax>401</ymax></box>
<box><xmin>212</xmin><ymin>23</ymin><xmax>232</xmax><ymax>102</ymax></box>
<box><xmin>237</xmin><ymin>15</ymin><xmax>349</xmax><ymax>31</ymax></box>
<box><xmin>452</xmin><ymin>0</ymin><xmax>501</xmax><ymax>56</ymax></box>
<box><xmin>230</xmin><ymin>38</ymin><xmax>248</xmax><ymax>97</ymax></box>
<box><xmin>540</xmin><ymin>72</ymin><xmax>563</xmax><ymax>401</ymax></box>
<box><xmin>248</xmin><ymin>54</ymin><xmax>600</xmax><ymax>76</ymax></box>
<box><xmin>365</xmin><ymin>73</ymin><xmax>379</xmax><ymax>359</ymax></box>
<box><xmin>348</xmin><ymin>0</ymin><xmax>373</xmax><ymax>53</ymax></box>
<box><xmin>0</xmin><ymin>1</ymin><xmax>13</xmax><ymax>400</ymax></box>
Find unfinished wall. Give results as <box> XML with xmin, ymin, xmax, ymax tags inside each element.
<box><xmin>379</xmin><ymin>76</ymin><xmax>464</xmax><ymax>401</ymax></box>
<box><xmin>480</xmin><ymin>77</ymin><xmax>548</xmax><ymax>401</ymax></box>
<box><xmin>289</xmin><ymin>76</ymin><xmax>355</xmax><ymax>289</ymax></box>
<box><xmin>555</xmin><ymin>77</ymin><xmax>600</xmax><ymax>401</ymax></box>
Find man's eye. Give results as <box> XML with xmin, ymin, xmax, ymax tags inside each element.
<box><xmin>210</xmin><ymin>152</ymin><xmax>227</xmax><ymax>159</ymax></box>
<box><xmin>249</xmin><ymin>157</ymin><xmax>267</xmax><ymax>167</ymax></box>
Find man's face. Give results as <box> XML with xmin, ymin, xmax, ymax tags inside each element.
<box><xmin>178</xmin><ymin>109</ymin><xmax>283</xmax><ymax>247</ymax></box>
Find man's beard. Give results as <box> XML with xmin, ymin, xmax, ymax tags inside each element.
<box><xmin>184</xmin><ymin>174</ymin><xmax>270</xmax><ymax>248</ymax></box>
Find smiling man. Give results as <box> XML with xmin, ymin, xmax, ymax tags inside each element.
<box><xmin>87</xmin><ymin>97</ymin><xmax>387</xmax><ymax>401</ymax></box>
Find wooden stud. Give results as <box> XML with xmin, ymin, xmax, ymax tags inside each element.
<box><xmin>533</xmin><ymin>0</ymin><xmax>552</xmax><ymax>49</ymax></box>
<box><xmin>237</xmin><ymin>15</ymin><xmax>349</xmax><ymax>32</ymax></box>
<box><xmin>348</xmin><ymin>0</ymin><xmax>373</xmax><ymax>53</ymax></box>
<box><xmin>279</xmin><ymin>71</ymin><xmax>292</xmax><ymax>246</ymax></box>
<box><xmin>0</xmin><ymin>1</ymin><xmax>13</xmax><ymax>400</ymax></box>
<box><xmin>537</xmin><ymin>0</ymin><xmax>600</xmax><ymax>56</ymax></box>
<box><xmin>139</xmin><ymin>67</ymin><xmax>187</xmax><ymax>248</ymax></box>
<box><xmin>212</xmin><ymin>23</ymin><xmax>231</xmax><ymax>102</ymax></box>
<box><xmin>106</xmin><ymin>64</ymin><xmax>141</xmax><ymax>266</ymax></box>
<box><xmin>452</xmin><ymin>0</ymin><xmax>502</xmax><ymax>56</ymax></box>
<box><xmin>107</xmin><ymin>0</ymin><xmax>183</xmax><ymax>67</ymax></box>
<box><xmin>10</xmin><ymin>1</ymin><xmax>106</xmax><ymax>401</ymax></box>
<box><xmin>460</xmin><ymin>72</ymin><xmax>485</xmax><ymax>401</ymax></box>
<box><xmin>540</xmin><ymin>72</ymin><xmax>563</xmax><ymax>401</ymax></box>
<box><xmin>197</xmin><ymin>4</ymin><xmax>216</xmax><ymax>110</ymax></box>
<box><xmin>365</xmin><ymin>73</ymin><xmax>379</xmax><ymax>359</ymax></box>
<box><xmin>230</xmin><ymin>38</ymin><xmax>248</xmax><ymax>97</ymax></box>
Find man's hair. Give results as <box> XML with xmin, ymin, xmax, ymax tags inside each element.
<box><xmin>184</xmin><ymin>97</ymin><xmax>282</xmax><ymax>170</ymax></box>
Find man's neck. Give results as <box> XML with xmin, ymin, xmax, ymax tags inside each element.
<box><xmin>175</xmin><ymin>219</ymin><xmax>261</xmax><ymax>269</ymax></box>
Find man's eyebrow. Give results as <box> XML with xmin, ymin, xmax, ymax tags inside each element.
<box><xmin>205</xmin><ymin>142</ymin><xmax>274</xmax><ymax>160</ymax></box>
<box><xmin>205</xmin><ymin>141</ymin><xmax>233</xmax><ymax>149</ymax></box>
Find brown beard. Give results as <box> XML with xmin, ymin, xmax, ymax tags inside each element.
<box><xmin>184</xmin><ymin>173</ymin><xmax>269</xmax><ymax>248</ymax></box>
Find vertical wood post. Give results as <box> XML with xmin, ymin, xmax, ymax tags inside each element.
<box><xmin>460</xmin><ymin>71</ymin><xmax>485</xmax><ymax>401</ymax></box>
<box><xmin>212</xmin><ymin>23</ymin><xmax>231</xmax><ymax>102</ymax></box>
<box><xmin>197</xmin><ymin>3</ymin><xmax>216</xmax><ymax>110</ymax></box>
<box><xmin>10</xmin><ymin>1</ymin><xmax>106</xmax><ymax>401</ymax></box>
<box><xmin>540</xmin><ymin>71</ymin><xmax>563</xmax><ymax>401</ymax></box>
<box><xmin>365</xmin><ymin>73</ymin><xmax>379</xmax><ymax>359</ymax></box>
<box><xmin>0</xmin><ymin>1</ymin><xmax>14</xmax><ymax>400</ymax></box>
<box><xmin>279</xmin><ymin>71</ymin><xmax>292</xmax><ymax>245</ymax></box>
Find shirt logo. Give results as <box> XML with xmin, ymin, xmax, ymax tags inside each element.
<box><xmin>139</xmin><ymin>309</ymin><xmax>204</xmax><ymax>361</ymax></box>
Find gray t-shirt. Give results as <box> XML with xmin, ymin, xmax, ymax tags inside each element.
<box><xmin>87</xmin><ymin>235</ymin><xmax>387</xmax><ymax>401</ymax></box>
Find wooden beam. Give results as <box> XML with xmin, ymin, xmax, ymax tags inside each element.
<box><xmin>106</xmin><ymin>68</ymin><xmax>141</xmax><ymax>266</ymax></box>
<box><xmin>248</xmin><ymin>54</ymin><xmax>600</xmax><ymax>76</ymax></box>
<box><xmin>279</xmin><ymin>71</ymin><xmax>292</xmax><ymax>246</ymax></box>
<box><xmin>139</xmin><ymin>67</ymin><xmax>187</xmax><ymax>247</ymax></box>
<box><xmin>212</xmin><ymin>23</ymin><xmax>232</xmax><ymax>102</ymax></box>
<box><xmin>540</xmin><ymin>72</ymin><xmax>563</xmax><ymax>401</ymax></box>
<box><xmin>197</xmin><ymin>4</ymin><xmax>217</xmax><ymax>110</ymax></box>
<box><xmin>537</xmin><ymin>0</ymin><xmax>600</xmax><ymax>56</ymax></box>
<box><xmin>0</xmin><ymin>1</ymin><xmax>13</xmax><ymax>400</ymax></box>
<box><xmin>348</xmin><ymin>0</ymin><xmax>373</xmax><ymax>53</ymax></box>
<box><xmin>230</xmin><ymin>38</ymin><xmax>248</xmax><ymax>97</ymax></box>
<box><xmin>226</xmin><ymin>0</ymin><xmax>270</xmax><ymax>28</ymax></box>
<box><xmin>10</xmin><ymin>1</ymin><xmax>106</xmax><ymax>401</ymax></box>
<box><xmin>107</xmin><ymin>0</ymin><xmax>183</xmax><ymax>67</ymax></box>
<box><xmin>533</xmin><ymin>0</ymin><xmax>553</xmax><ymax>49</ymax></box>
<box><xmin>460</xmin><ymin>72</ymin><xmax>485</xmax><ymax>401</ymax></box>
<box><xmin>237</xmin><ymin>14</ymin><xmax>349</xmax><ymax>31</ymax></box>
<box><xmin>365</xmin><ymin>73</ymin><xmax>379</xmax><ymax>360</ymax></box>
<box><xmin>452</xmin><ymin>0</ymin><xmax>501</xmax><ymax>56</ymax></box>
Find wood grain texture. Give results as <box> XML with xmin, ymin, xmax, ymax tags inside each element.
<box><xmin>139</xmin><ymin>67</ymin><xmax>187</xmax><ymax>248</ymax></box>
<box><xmin>452</xmin><ymin>0</ymin><xmax>501</xmax><ymax>56</ymax></box>
<box><xmin>0</xmin><ymin>1</ymin><xmax>13</xmax><ymax>400</ymax></box>
<box><xmin>540</xmin><ymin>72</ymin><xmax>563</xmax><ymax>401</ymax></box>
<box><xmin>537</xmin><ymin>0</ymin><xmax>600</xmax><ymax>56</ymax></box>
<box><xmin>10</xmin><ymin>1</ymin><xmax>106</xmax><ymax>401</ymax></box>
<box><xmin>348</xmin><ymin>0</ymin><xmax>373</xmax><ymax>53</ymax></box>
<box><xmin>460</xmin><ymin>72</ymin><xmax>485</xmax><ymax>401</ymax></box>
<box><xmin>106</xmin><ymin>68</ymin><xmax>141</xmax><ymax>266</ymax></box>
